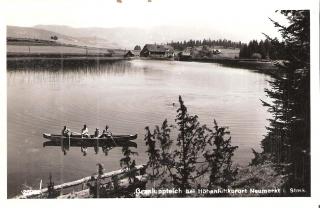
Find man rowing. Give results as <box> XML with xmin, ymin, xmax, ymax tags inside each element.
<box><xmin>100</xmin><ymin>125</ymin><xmax>113</xmax><ymax>138</ymax></box>
<box><xmin>100</xmin><ymin>125</ymin><xmax>116</xmax><ymax>146</ymax></box>
<box><xmin>61</xmin><ymin>126</ymin><xmax>71</xmax><ymax>153</ymax></box>
<box><xmin>94</xmin><ymin>128</ymin><xmax>100</xmax><ymax>138</ymax></box>
<box><xmin>62</xmin><ymin>126</ymin><xmax>71</xmax><ymax>138</ymax></box>
<box><xmin>81</xmin><ymin>124</ymin><xmax>89</xmax><ymax>138</ymax></box>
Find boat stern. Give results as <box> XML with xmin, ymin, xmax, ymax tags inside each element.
<box><xmin>43</xmin><ymin>133</ymin><xmax>51</xmax><ymax>139</ymax></box>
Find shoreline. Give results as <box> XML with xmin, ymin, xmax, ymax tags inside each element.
<box><xmin>7</xmin><ymin>40</ymin><xmax>278</xmax><ymax>74</ymax></box>
<box><xmin>7</xmin><ymin>56</ymin><xmax>280</xmax><ymax>76</ymax></box>
<box><xmin>7</xmin><ymin>56</ymin><xmax>129</xmax><ymax>61</ymax></box>
<box><xmin>177</xmin><ymin>58</ymin><xmax>279</xmax><ymax>75</ymax></box>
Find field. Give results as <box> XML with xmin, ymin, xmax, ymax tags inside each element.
<box><xmin>213</xmin><ymin>48</ymin><xmax>240</xmax><ymax>59</ymax></box>
<box><xmin>7</xmin><ymin>45</ymin><xmax>111</xmax><ymax>57</ymax></box>
<box><xmin>6</xmin><ymin>37</ymin><xmax>129</xmax><ymax>59</ymax></box>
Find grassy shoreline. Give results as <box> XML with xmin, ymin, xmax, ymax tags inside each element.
<box><xmin>7</xmin><ymin>39</ymin><xmax>279</xmax><ymax>75</ymax></box>
<box><xmin>178</xmin><ymin>58</ymin><xmax>279</xmax><ymax>75</ymax></box>
<box><xmin>7</xmin><ymin>38</ymin><xmax>128</xmax><ymax>62</ymax></box>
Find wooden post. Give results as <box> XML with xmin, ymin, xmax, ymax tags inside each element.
<box><xmin>112</xmin><ymin>175</ymin><xmax>119</xmax><ymax>190</ymax></box>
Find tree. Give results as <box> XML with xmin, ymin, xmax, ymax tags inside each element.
<box><xmin>239</xmin><ymin>44</ymin><xmax>249</xmax><ymax>58</ymax></box>
<box><xmin>134</xmin><ymin>45</ymin><xmax>141</xmax><ymax>50</ymax></box>
<box><xmin>259</xmin><ymin>10</ymin><xmax>310</xmax><ymax>195</ymax></box>
<box><xmin>259</xmin><ymin>40</ymin><xmax>267</xmax><ymax>58</ymax></box>
<box><xmin>204</xmin><ymin>119</ymin><xmax>238</xmax><ymax>190</ymax></box>
<box><xmin>263</xmin><ymin>39</ymin><xmax>272</xmax><ymax>59</ymax></box>
<box><xmin>120</xmin><ymin>146</ymin><xmax>138</xmax><ymax>185</ymax></box>
<box><xmin>144</xmin><ymin>96</ymin><xmax>238</xmax><ymax>197</ymax></box>
<box><xmin>50</xmin><ymin>36</ymin><xmax>58</xmax><ymax>41</ymax></box>
<box><xmin>239</xmin><ymin>38</ymin><xmax>287</xmax><ymax>59</ymax></box>
<box><xmin>251</xmin><ymin>52</ymin><xmax>262</xmax><ymax>59</ymax></box>
<box><xmin>144</xmin><ymin>120</ymin><xmax>173</xmax><ymax>189</ymax></box>
<box><xmin>169</xmin><ymin>38</ymin><xmax>242</xmax><ymax>51</ymax></box>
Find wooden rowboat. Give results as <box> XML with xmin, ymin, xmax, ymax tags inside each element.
<box><xmin>43</xmin><ymin>133</ymin><xmax>137</xmax><ymax>143</ymax></box>
<box><xmin>43</xmin><ymin>140</ymin><xmax>137</xmax><ymax>148</ymax></box>
<box><xmin>43</xmin><ymin>133</ymin><xmax>138</xmax><ymax>155</ymax></box>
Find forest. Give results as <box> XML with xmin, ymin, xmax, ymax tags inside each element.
<box><xmin>168</xmin><ymin>39</ymin><xmax>243</xmax><ymax>50</ymax></box>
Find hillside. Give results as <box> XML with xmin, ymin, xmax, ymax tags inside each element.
<box><xmin>8</xmin><ymin>25</ymin><xmax>242</xmax><ymax>50</ymax></box>
<box><xmin>34</xmin><ymin>25</ymin><xmax>227</xmax><ymax>49</ymax></box>
<box><xmin>7</xmin><ymin>26</ymin><xmax>120</xmax><ymax>49</ymax></box>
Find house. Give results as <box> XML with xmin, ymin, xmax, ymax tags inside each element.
<box><xmin>124</xmin><ymin>50</ymin><xmax>140</xmax><ymax>57</ymax></box>
<box><xmin>140</xmin><ymin>44</ymin><xmax>174</xmax><ymax>59</ymax></box>
<box><xmin>181</xmin><ymin>47</ymin><xmax>192</xmax><ymax>57</ymax></box>
<box><xmin>212</xmin><ymin>49</ymin><xmax>221</xmax><ymax>55</ymax></box>
<box><xmin>178</xmin><ymin>47</ymin><xmax>192</xmax><ymax>60</ymax></box>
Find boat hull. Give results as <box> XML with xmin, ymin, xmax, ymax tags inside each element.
<box><xmin>43</xmin><ymin>140</ymin><xmax>137</xmax><ymax>148</ymax></box>
<box><xmin>43</xmin><ymin>133</ymin><xmax>137</xmax><ymax>143</ymax></box>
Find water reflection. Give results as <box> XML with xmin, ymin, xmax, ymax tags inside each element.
<box><xmin>7</xmin><ymin>60</ymin><xmax>143</xmax><ymax>83</ymax></box>
<box><xmin>43</xmin><ymin>140</ymin><xmax>137</xmax><ymax>155</ymax></box>
<box><xmin>7</xmin><ymin>59</ymin><xmax>271</xmax><ymax>197</ymax></box>
<box><xmin>8</xmin><ymin>59</ymin><xmax>133</xmax><ymax>71</ymax></box>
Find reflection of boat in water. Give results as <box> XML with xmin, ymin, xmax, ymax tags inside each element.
<box><xmin>43</xmin><ymin>133</ymin><xmax>137</xmax><ymax>155</ymax></box>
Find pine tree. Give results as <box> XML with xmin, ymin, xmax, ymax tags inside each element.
<box><xmin>144</xmin><ymin>96</ymin><xmax>238</xmax><ymax>197</ymax></box>
<box><xmin>134</xmin><ymin>45</ymin><xmax>141</xmax><ymax>50</ymax></box>
<box><xmin>259</xmin><ymin>10</ymin><xmax>310</xmax><ymax>195</ymax></box>
<box><xmin>204</xmin><ymin>120</ymin><xmax>238</xmax><ymax>190</ymax></box>
<box><xmin>259</xmin><ymin>40</ymin><xmax>267</xmax><ymax>58</ymax></box>
<box><xmin>120</xmin><ymin>146</ymin><xmax>138</xmax><ymax>185</ymax></box>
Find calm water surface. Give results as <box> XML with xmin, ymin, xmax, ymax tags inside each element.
<box><xmin>7</xmin><ymin>60</ymin><xmax>271</xmax><ymax>197</ymax></box>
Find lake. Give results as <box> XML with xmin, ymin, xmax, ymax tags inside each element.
<box><xmin>7</xmin><ymin>59</ymin><xmax>271</xmax><ymax>197</ymax></box>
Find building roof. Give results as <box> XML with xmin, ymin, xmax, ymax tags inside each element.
<box><xmin>143</xmin><ymin>44</ymin><xmax>174</xmax><ymax>53</ymax></box>
<box><xmin>181</xmin><ymin>47</ymin><xmax>192</xmax><ymax>56</ymax></box>
<box><xmin>125</xmin><ymin>50</ymin><xmax>140</xmax><ymax>56</ymax></box>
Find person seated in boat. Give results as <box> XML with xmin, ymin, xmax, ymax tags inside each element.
<box><xmin>62</xmin><ymin>126</ymin><xmax>71</xmax><ymax>137</ymax></box>
<box><xmin>81</xmin><ymin>124</ymin><xmax>89</xmax><ymax>138</ymax></box>
<box><xmin>94</xmin><ymin>128</ymin><xmax>100</xmax><ymax>138</ymax></box>
<box><xmin>86</xmin><ymin>176</ymin><xmax>96</xmax><ymax>196</ymax></box>
<box><xmin>100</xmin><ymin>125</ymin><xmax>112</xmax><ymax>138</ymax></box>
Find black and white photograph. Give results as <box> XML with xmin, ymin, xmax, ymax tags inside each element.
<box><xmin>1</xmin><ymin>0</ymin><xmax>319</xmax><ymax>205</ymax></box>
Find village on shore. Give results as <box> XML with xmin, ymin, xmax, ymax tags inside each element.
<box><xmin>7</xmin><ymin>35</ymin><xmax>277</xmax><ymax>72</ymax></box>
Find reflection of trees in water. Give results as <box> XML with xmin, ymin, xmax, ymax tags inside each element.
<box><xmin>7</xmin><ymin>60</ymin><xmax>143</xmax><ymax>83</ymax></box>
<box><xmin>8</xmin><ymin>59</ymin><xmax>133</xmax><ymax>73</ymax></box>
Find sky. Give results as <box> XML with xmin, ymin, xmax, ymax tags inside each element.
<box><xmin>0</xmin><ymin>0</ymin><xmax>311</xmax><ymax>42</ymax></box>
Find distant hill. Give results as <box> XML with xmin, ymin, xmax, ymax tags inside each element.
<box><xmin>34</xmin><ymin>25</ymin><xmax>148</xmax><ymax>49</ymax></box>
<box><xmin>34</xmin><ymin>25</ymin><xmax>227</xmax><ymax>50</ymax></box>
<box><xmin>7</xmin><ymin>26</ymin><xmax>120</xmax><ymax>49</ymax></box>
<box><xmin>8</xmin><ymin>25</ymin><xmax>241</xmax><ymax>50</ymax></box>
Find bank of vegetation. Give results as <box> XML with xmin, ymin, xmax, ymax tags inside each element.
<box><xmin>257</xmin><ymin>10</ymin><xmax>310</xmax><ymax>195</ymax></box>
<box><xmin>167</xmin><ymin>37</ymin><xmax>282</xmax><ymax>72</ymax></box>
<box><xmin>169</xmin><ymin>39</ymin><xmax>243</xmax><ymax>50</ymax></box>
<box><xmin>239</xmin><ymin>39</ymin><xmax>287</xmax><ymax>60</ymax></box>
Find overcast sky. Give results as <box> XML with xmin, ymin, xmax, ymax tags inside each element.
<box><xmin>1</xmin><ymin>0</ymin><xmax>308</xmax><ymax>42</ymax></box>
